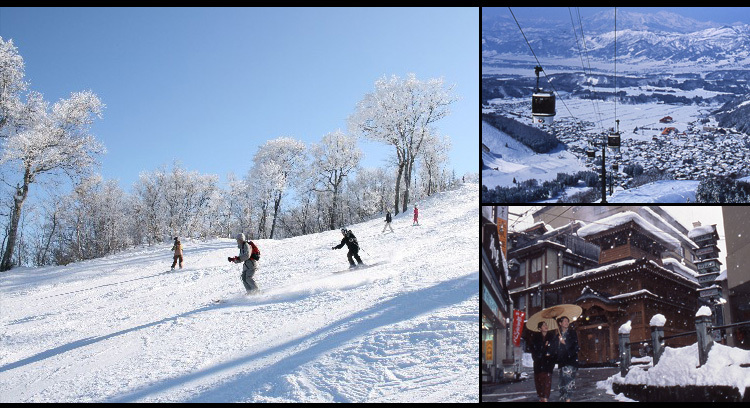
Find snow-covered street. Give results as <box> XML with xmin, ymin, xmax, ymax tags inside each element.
<box><xmin>0</xmin><ymin>184</ymin><xmax>479</xmax><ymax>403</ymax></box>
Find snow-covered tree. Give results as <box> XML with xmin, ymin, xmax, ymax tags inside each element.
<box><xmin>249</xmin><ymin>137</ymin><xmax>306</xmax><ymax>239</ymax></box>
<box><xmin>348</xmin><ymin>73</ymin><xmax>456</xmax><ymax>215</ymax></box>
<box><xmin>0</xmin><ymin>90</ymin><xmax>105</xmax><ymax>271</ymax></box>
<box><xmin>419</xmin><ymin>131</ymin><xmax>451</xmax><ymax>197</ymax></box>
<box><xmin>0</xmin><ymin>37</ymin><xmax>27</xmax><ymax>136</ymax></box>
<box><xmin>309</xmin><ymin>129</ymin><xmax>361</xmax><ymax>231</ymax></box>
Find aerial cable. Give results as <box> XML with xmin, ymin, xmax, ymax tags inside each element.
<box><xmin>615</xmin><ymin>7</ymin><xmax>617</xmax><ymax>120</ymax></box>
<box><xmin>570</xmin><ymin>7</ymin><xmax>604</xmax><ymax>133</ymax></box>
<box><xmin>507</xmin><ymin>7</ymin><xmax>582</xmax><ymax>127</ymax></box>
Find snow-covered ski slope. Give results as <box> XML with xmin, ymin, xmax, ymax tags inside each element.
<box><xmin>0</xmin><ymin>183</ymin><xmax>478</xmax><ymax>403</ymax></box>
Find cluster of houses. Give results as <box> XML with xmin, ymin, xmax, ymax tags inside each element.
<box><xmin>554</xmin><ymin>115</ymin><xmax>750</xmax><ymax>184</ymax></box>
<box><xmin>483</xmin><ymin>100</ymin><xmax>750</xmax><ymax>184</ymax></box>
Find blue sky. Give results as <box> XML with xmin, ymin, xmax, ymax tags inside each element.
<box><xmin>0</xmin><ymin>7</ymin><xmax>477</xmax><ymax>190</ymax></box>
<box><xmin>484</xmin><ymin>7</ymin><xmax>750</xmax><ymax>25</ymax></box>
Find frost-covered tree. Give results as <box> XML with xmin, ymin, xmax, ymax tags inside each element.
<box><xmin>0</xmin><ymin>90</ymin><xmax>105</xmax><ymax>271</ymax></box>
<box><xmin>132</xmin><ymin>163</ymin><xmax>221</xmax><ymax>242</ymax></box>
<box><xmin>419</xmin><ymin>131</ymin><xmax>451</xmax><ymax>197</ymax></box>
<box><xmin>0</xmin><ymin>37</ymin><xmax>27</xmax><ymax>136</ymax></box>
<box><xmin>310</xmin><ymin>129</ymin><xmax>361</xmax><ymax>231</ymax></box>
<box><xmin>249</xmin><ymin>137</ymin><xmax>306</xmax><ymax>239</ymax></box>
<box><xmin>349</xmin><ymin>73</ymin><xmax>456</xmax><ymax>215</ymax></box>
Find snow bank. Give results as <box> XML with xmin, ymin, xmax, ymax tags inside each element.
<box><xmin>613</xmin><ymin>343</ymin><xmax>750</xmax><ymax>397</ymax></box>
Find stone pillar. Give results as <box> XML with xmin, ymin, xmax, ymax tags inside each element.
<box><xmin>651</xmin><ymin>325</ymin><xmax>664</xmax><ymax>365</ymax></box>
<box><xmin>619</xmin><ymin>332</ymin><xmax>631</xmax><ymax>377</ymax></box>
<box><xmin>696</xmin><ymin>314</ymin><xmax>714</xmax><ymax>367</ymax></box>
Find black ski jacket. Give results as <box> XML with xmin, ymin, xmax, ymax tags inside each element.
<box><xmin>334</xmin><ymin>231</ymin><xmax>359</xmax><ymax>252</ymax></box>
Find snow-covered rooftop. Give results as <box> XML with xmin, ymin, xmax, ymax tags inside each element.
<box><xmin>688</xmin><ymin>224</ymin><xmax>717</xmax><ymax>239</ymax></box>
<box><xmin>577</xmin><ymin>211</ymin><xmax>680</xmax><ymax>250</ymax></box>
<box><xmin>662</xmin><ymin>257</ymin><xmax>699</xmax><ymax>282</ymax></box>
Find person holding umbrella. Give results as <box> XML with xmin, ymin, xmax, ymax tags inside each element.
<box><xmin>551</xmin><ymin>315</ymin><xmax>579</xmax><ymax>402</ymax></box>
<box><xmin>530</xmin><ymin>321</ymin><xmax>556</xmax><ymax>402</ymax></box>
<box><xmin>526</xmin><ymin>304</ymin><xmax>581</xmax><ymax>402</ymax></box>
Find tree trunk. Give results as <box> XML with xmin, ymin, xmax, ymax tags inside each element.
<box><xmin>393</xmin><ymin>162</ymin><xmax>404</xmax><ymax>216</ymax></box>
<box><xmin>402</xmin><ymin>157</ymin><xmax>416</xmax><ymax>213</ymax></box>
<box><xmin>269</xmin><ymin>191</ymin><xmax>282</xmax><ymax>239</ymax></box>
<box><xmin>1</xmin><ymin>169</ymin><xmax>31</xmax><ymax>272</ymax></box>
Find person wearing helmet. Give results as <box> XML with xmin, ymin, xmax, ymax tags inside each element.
<box><xmin>228</xmin><ymin>233</ymin><xmax>259</xmax><ymax>294</ymax></box>
<box><xmin>332</xmin><ymin>228</ymin><xmax>364</xmax><ymax>268</ymax></box>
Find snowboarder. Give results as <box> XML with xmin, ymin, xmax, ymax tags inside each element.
<box><xmin>413</xmin><ymin>204</ymin><xmax>419</xmax><ymax>226</ymax></box>
<box><xmin>332</xmin><ymin>228</ymin><xmax>364</xmax><ymax>268</ymax></box>
<box><xmin>171</xmin><ymin>237</ymin><xmax>183</xmax><ymax>270</ymax></box>
<box><xmin>382</xmin><ymin>210</ymin><xmax>394</xmax><ymax>233</ymax></box>
<box><xmin>228</xmin><ymin>233</ymin><xmax>259</xmax><ymax>294</ymax></box>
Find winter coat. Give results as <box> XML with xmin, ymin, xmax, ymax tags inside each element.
<box><xmin>172</xmin><ymin>241</ymin><xmax>183</xmax><ymax>257</ymax></box>
<box><xmin>552</xmin><ymin>328</ymin><xmax>579</xmax><ymax>368</ymax></box>
<box><xmin>334</xmin><ymin>231</ymin><xmax>359</xmax><ymax>252</ymax></box>
<box><xmin>236</xmin><ymin>240</ymin><xmax>257</xmax><ymax>274</ymax></box>
<box><xmin>413</xmin><ymin>207</ymin><xmax>419</xmax><ymax>220</ymax></box>
<box><xmin>385</xmin><ymin>212</ymin><xmax>392</xmax><ymax>223</ymax></box>
<box><xmin>531</xmin><ymin>331</ymin><xmax>556</xmax><ymax>373</ymax></box>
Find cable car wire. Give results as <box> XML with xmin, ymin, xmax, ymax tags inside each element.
<box><xmin>569</xmin><ymin>7</ymin><xmax>604</xmax><ymax>133</ymax></box>
<box><xmin>507</xmin><ymin>7</ymin><xmax>582</xmax><ymax>127</ymax></box>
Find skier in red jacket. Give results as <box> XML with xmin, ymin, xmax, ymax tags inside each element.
<box><xmin>413</xmin><ymin>204</ymin><xmax>419</xmax><ymax>226</ymax></box>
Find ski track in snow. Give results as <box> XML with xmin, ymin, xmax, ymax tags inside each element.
<box><xmin>0</xmin><ymin>184</ymin><xmax>478</xmax><ymax>403</ymax></box>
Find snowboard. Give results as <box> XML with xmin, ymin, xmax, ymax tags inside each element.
<box><xmin>333</xmin><ymin>260</ymin><xmax>386</xmax><ymax>274</ymax></box>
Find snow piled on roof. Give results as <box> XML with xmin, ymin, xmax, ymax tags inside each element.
<box><xmin>577</xmin><ymin>211</ymin><xmax>680</xmax><ymax>250</ymax></box>
<box><xmin>642</xmin><ymin>207</ymin><xmax>698</xmax><ymax>249</ymax></box>
<box><xmin>547</xmin><ymin>259</ymin><xmax>638</xmax><ymax>286</ymax></box>
<box><xmin>688</xmin><ymin>224</ymin><xmax>716</xmax><ymax>239</ymax></box>
<box><xmin>610</xmin><ymin>289</ymin><xmax>657</xmax><ymax>300</ymax></box>
<box><xmin>662</xmin><ymin>257</ymin><xmax>699</xmax><ymax>281</ymax></box>
<box><xmin>613</xmin><ymin>342</ymin><xmax>750</xmax><ymax>397</ymax></box>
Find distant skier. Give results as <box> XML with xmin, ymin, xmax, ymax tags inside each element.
<box><xmin>413</xmin><ymin>204</ymin><xmax>419</xmax><ymax>226</ymax></box>
<box><xmin>228</xmin><ymin>233</ymin><xmax>260</xmax><ymax>294</ymax></box>
<box><xmin>332</xmin><ymin>228</ymin><xmax>364</xmax><ymax>269</ymax></box>
<box><xmin>382</xmin><ymin>210</ymin><xmax>394</xmax><ymax>233</ymax></box>
<box><xmin>171</xmin><ymin>237</ymin><xmax>183</xmax><ymax>270</ymax></box>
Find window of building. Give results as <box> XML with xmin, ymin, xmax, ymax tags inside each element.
<box><xmin>531</xmin><ymin>291</ymin><xmax>542</xmax><ymax>307</ymax></box>
<box><xmin>531</xmin><ymin>256</ymin><xmax>543</xmax><ymax>273</ymax></box>
<box><xmin>563</xmin><ymin>263</ymin><xmax>581</xmax><ymax>277</ymax></box>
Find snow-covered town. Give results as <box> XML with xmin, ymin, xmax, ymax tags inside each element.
<box><xmin>482</xmin><ymin>206</ymin><xmax>750</xmax><ymax>402</ymax></box>
<box><xmin>482</xmin><ymin>7</ymin><xmax>750</xmax><ymax>202</ymax></box>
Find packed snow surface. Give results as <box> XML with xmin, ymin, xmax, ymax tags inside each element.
<box><xmin>0</xmin><ymin>184</ymin><xmax>479</xmax><ymax>403</ymax></box>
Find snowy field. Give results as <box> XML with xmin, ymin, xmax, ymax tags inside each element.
<box><xmin>0</xmin><ymin>184</ymin><xmax>479</xmax><ymax>403</ymax></box>
<box><xmin>482</xmin><ymin>120</ymin><xmax>586</xmax><ymax>187</ymax></box>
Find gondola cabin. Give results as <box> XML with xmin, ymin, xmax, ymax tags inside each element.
<box><xmin>608</xmin><ymin>132</ymin><xmax>621</xmax><ymax>151</ymax></box>
<box><xmin>532</xmin><ymin>91</ymin><xmax>556</xmax><ymax>126</ymax></box>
